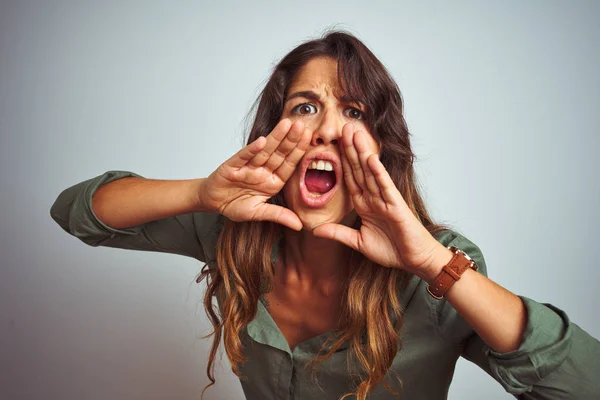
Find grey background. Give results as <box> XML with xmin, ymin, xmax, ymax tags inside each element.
<box><xmin>1</xmin><ymin>1</ymin><xmax>599</xmax><ymax>399</ymax></box>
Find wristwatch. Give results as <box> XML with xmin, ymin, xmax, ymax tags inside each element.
<box><xmin>426</xmin><ymin>246</ymin><xmax>478</xmax><ymax>300</ymax></box>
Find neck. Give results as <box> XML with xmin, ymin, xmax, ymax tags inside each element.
<box><xmin>279</xmin><ymin>226</ymin><xmax>352</xmax><ymax>294</ymax></box>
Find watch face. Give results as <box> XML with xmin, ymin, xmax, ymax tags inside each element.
<box><xmin>450</xmin><ymin>246</ymin><xmax>478</xmax><ymax>270</ymax></box>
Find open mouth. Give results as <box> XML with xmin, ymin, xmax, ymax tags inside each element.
<box><xmin>299</xmin><ymin>153</ymin><xmax>341</xmax><ymax>208</ymax></box>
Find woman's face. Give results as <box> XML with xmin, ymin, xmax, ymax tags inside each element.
<box><xmin>281</xmin><ymin>56</ymin><xmax>380</xmax><ymax>231</ymax></box>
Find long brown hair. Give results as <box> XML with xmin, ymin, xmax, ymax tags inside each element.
<box><xmin>197</xmin><ymin>30</ymin><xmax>447</xmax><ymax>400</ymax></box>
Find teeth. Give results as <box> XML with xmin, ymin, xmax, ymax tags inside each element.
<box><xmin>308</xmin><ymin>159</ymin><xmax>334</xmax><ymax>171</ymax></box>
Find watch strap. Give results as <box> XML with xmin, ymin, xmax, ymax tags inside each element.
<box><xmin>426</xmin><ymin>246</ymin><xmax>477</xmax><ymax>299</ymax></box>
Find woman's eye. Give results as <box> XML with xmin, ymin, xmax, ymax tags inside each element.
<box><xmin>345</xmin><ymin>107</ymin><xmax>365</xmax><ymax>120</ymax></box>
<box><xmin>292</xmin><ymin>103</ymin><xmax>317</xmax><ymax>115</ymax></box>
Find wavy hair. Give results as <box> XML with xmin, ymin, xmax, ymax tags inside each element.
<box><xmin>196</xmin><ymin>30</ymin><xmax>447</xmax><ymax>400</ymax></box>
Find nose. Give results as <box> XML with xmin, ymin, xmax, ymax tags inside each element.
<box><xmin>310</xmin><ymin>109</ymin><xmax>342</xmax><ymax>146</ymax></box>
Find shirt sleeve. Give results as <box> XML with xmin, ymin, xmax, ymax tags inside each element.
<box><xmin>49</xmin><ymin>170</ymin><xmax>223</xmax><ymax>263</ymax></box>
<box><xmin>433</xmin><ymin>230</ymin><xmax>600</xmax><ymax>399</ymax></box>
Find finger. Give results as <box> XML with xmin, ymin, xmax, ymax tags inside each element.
<box><xmin>273</xmin><ymin>128</ymin><xmax>311</xmax><ymax>181</ymax></box>
<box><xmin>340</xmin><ymin>142</ymin><xmax>361</xmax><ymax>195</ymax></box>
<box><xmin>312</xmin><ymin>223</ymin><xmax>360</xmax><ymax>252</ymax></box>
<box><xmin>227</xmin><ymin>136</ymin><xmax>267</xmax><ymax>169</ymax></box>
<box><xmin>257</xmin><ymin>204</ymin><xmax>304</xmax><ymax>231</ymax></box>
<box><xmin>354</xmin><ymin>130</ymin><xmax>382</xmax><ymax>198</ymax></box>
<box><xmin>342</xmin><ymin>124</ymin><xmax>367</xmax><ymax>191</ymax></box>
<box><xmin>248</xmin><ymin>119</ymin><xmax>294</xmax><ymax>168</ymax></box>
<box><xmin>264</xmin><ymin>120</ymin><xmax>307</xmax><ymax>172</ymax></box>
<box><xmin>367</xmin><ymin>153</ymin><xmax>403</xmax><ymax>206</ymax></box>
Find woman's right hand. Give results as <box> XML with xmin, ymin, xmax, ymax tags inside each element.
<box><xmin>198</xmin><ymin>119</ymin><xmax>310</xmax><ymax>231</ymax></box>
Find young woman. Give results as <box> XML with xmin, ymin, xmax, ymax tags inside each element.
<box><xmin>51</xmin><ymin>31</ymin><xmax>600</xmax><ymax>400</ymax></box>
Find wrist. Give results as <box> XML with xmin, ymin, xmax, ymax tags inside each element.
<box><xmin>418</xmin><ymin>245</ymin><xmax>454</xmax><ymax>284</ymax></box>
<box><xmin>191</xmin><ymin>178</ymin><xmax>218</xmax><ymax>213</ymax></box>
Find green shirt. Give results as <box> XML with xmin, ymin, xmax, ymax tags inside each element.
<box><xmin>50</xmin><ymin>170</ymin><xmax>600</xmax><ymax>399</ymax></box>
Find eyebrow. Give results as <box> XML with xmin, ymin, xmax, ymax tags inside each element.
<box><xmin>285</xmin><ymin>90</ymin><xmax>362</xmax><ymax>106</ymax></box>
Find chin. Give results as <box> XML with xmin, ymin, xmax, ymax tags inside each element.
<box><xmin>297</xmin><ymin>210</ymin><xmax>347</xmax><ymax>232</ymax></box>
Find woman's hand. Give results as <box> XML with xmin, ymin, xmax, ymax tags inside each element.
<box><xmin>199</xmin><ymin>119</ymin><xmax>311</xmax><ymax>231</ymax></box>
<box><xmin>312</xmin><ymin>124</ymin><xmax>448</xmax><ymax>279</ymax></box>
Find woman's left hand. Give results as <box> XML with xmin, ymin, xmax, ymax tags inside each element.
<box><xmin>312</xmin><ymin>124</ymin><xmax>449</xmax><ymax>280</ymax></box>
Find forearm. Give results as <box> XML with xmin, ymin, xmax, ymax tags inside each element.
<box><xmin>92</xmin><ymin>176</ymin><xmax>211</xmax><ymax>229</ymax></box>
<box><xmin>422</xmin><ymin>247</ymin><xmax>527</xmax><ymax>353</ymax></box>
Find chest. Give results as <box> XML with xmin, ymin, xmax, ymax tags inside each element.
<box><xmin>262</xmin><ymin>284</ymin><xmax>343</xmax><ymax>351</ymax></box>
<box><xmin>238</xmin><ymin>299</ymin><xmax>461</xmax><ymax>400</ymax></box>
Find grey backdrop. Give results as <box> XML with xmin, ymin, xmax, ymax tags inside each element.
<box><xmin>1</xmin><ymin>1</ymin><xmax>599</xmax><ymax>399</ymax></box>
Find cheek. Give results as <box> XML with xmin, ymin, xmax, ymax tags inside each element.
<box><xmin>282</xmin><ymin>167</ymin><xmax>301</xmax><ymax>206</ymax></box>
<box><xmin>282</xmin><ymin>181</ymin><xmax>293</xmax><ymax>205</ymax></box>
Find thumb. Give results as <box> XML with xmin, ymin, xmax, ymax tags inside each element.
<box><xmin>257</xmin><ymin>204</ymin><xmax>303</xmax><ymax>231</ymax></box>
<box><xmin>312</xmin><ymin>223</ymin><xmax>360</xmax><ymax>251</ymax></box>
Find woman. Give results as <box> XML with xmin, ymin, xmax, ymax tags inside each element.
<box><xmin>51</xmin><ymin>31</ymin><xmax>599</xmax><ymax>399</ymax></box>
